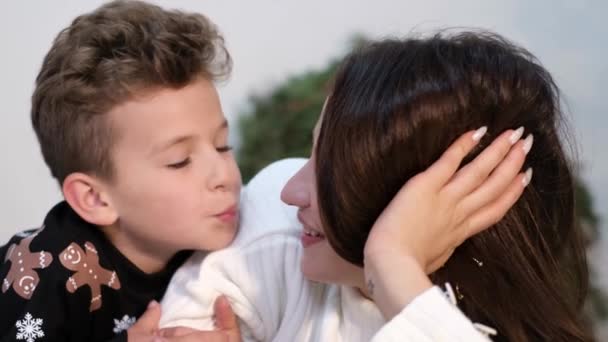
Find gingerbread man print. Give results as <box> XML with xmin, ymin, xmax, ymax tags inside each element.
<box><xmin>59</xmin><ymin>242</ymin><xmax>121</xmax><ymax>311</ymax></box>
<box><xmin>2</xmin><ymin>232</ymin><xmax>53</xmax><ymax>300</ymax></box>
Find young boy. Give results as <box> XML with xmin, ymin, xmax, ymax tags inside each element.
<box><xmin>0</xmin><ymin>1</ymin><xmax>242</xmax><ymax>341</ymax></box>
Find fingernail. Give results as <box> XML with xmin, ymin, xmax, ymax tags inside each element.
<box><xmin>522</xmin><ymin>134</ymin><xmax>534</xmax><ymax>155</ymax></box>
<box><xmin>522</xmin><ymin>168</ymin><xmax>533</xmax><ymax>186</ymax></box>
<box><xmin>509</xmin><ymin>126</ymin><xmax>525</xmax><ymax>145</ymax></box>
<box><xmin>148</xmin><ymin>300</ymin><xmax>159</xmax><ymax>309</ymax></box>
<box><xmin>472</xmin><ymin>126</ymin><xmax>488</xmax><ymax>141</ymax></box>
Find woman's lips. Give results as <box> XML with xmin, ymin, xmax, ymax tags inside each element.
<box><xmin>298</xmin><ymin>210</ymin><xmax>326</xmax><ymax>248</ymax></box>
<box><xmin>301</xmin><ymin>228</ymin><xmax>325</xmax><ymax>248</ymax></box>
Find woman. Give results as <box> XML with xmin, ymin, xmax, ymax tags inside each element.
<box><xmin>291</xmin><ymin>31</ymin><xmax>591</xmax><ymax>341</ymax></box>
<box><xmin>160</xmin><ymin>31</ymin><xmax>591</xmax><ymax>341</ymax></box>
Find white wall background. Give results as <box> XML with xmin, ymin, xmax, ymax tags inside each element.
<box><xmin>1</xmin><ymin>0</ymin><xmax>607</xmax><ymax>333</ymax></box>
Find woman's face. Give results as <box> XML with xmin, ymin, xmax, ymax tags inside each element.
<box><xmin>280</xmin><ymin>107</ymin><xmax>366</xmax><ymax>289</ymax></box>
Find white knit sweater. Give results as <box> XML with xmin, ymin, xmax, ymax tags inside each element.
<box><xmin>160</xmin><ymin>159</ymin><xmax>490</xmax><ymax>341</ymax></box>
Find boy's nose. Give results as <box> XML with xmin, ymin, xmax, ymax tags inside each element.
<box><xmin>208</xmin><ymin>156</ymin><xmax>240</xmax><ymax>192</ymax></box>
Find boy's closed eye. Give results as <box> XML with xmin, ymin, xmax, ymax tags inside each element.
<box><xmin>167</xmin><ymin>157</ymin><xmax>191</xmax><ymax>169</ymax></box>
<box><xmin>166</xmin><ymin>146</ymin><xmax>232</xmax><ymax>169</ymax></box>
<box><xmin>216</xmin><ymin>145</ymin><xmax>233</xmax><ymax>153</ymax></box>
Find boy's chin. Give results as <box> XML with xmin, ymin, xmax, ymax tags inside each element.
<box><xmin>196</xmin><ymin>222</ymin><xmax>239</xmax><ymax>251</ymax></box>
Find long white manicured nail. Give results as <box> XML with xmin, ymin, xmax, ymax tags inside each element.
<box><xmin>472</xmin><ymin>126</ymin><xmax>488</xmax><ymax>141</ymax></box>
<box><xmin>522</xmin><ymin>168</ymin><xmax>533</xmax><ymax>186</ymax></box>
<box><xmin>509</xmin><ymin>126</ymin><xmax>525</xmax><ymax>145</ymax></box>
<box><xmin>522</xmin><ymin>134</ymin><xmax>534</xmax><ymax>155</ymax></box>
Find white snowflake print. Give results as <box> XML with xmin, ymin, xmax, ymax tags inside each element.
<box><xmin>15</xmin><ymin>312</ymin><xmax>44</xmax><ymax>342</ymax></box>
<box><xmin>113</xmin><ymin>315</ymin><xmax>136</xmax><ymax>334</ymax></box>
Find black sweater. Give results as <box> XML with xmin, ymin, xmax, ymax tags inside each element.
<box><xmin>0</xmin><ymin>202</ymin><xmax>191</xmax><ymax>342</ymax></box>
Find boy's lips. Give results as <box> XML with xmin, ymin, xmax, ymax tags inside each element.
<box><xmin>215</xmin><ymin>204</ymin><xmax>238</xmax><ymax>222</ymax></box>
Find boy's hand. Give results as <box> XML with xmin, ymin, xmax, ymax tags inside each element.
<box><xmin>156</xmin><ymin>296</ymin><xmax>241</xmax><ymax>342</ymax></box>
<box><xmin>127</xmin><ymin>297</ymin><xmax>241</xmax><ymax>341</ymax></box>
<box><xmin>212</xmin><ymin>295</ymin><xmax>241</xmax><ymax>342</ymax></box>
<box><xmin>127</xmin><ymin>300</ymin><xmax>165</xmax><ymax>341</ymax></box>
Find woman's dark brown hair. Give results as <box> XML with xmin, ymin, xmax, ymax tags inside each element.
<box><xmin>316</xmin><ymin>31</ymin><xmax>592</xmax><ymax>341</ymax></box>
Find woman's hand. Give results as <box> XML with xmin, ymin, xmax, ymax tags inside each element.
<box><xmin>364</xmin><ymin>126</ymin><xmax>533</xmax><ymax>319</ymax></box>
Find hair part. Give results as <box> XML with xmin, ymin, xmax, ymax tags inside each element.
<box><xmin>316</xmin><ymin>30</ymin><xmax>592</xmax><ymax>341</ymax></box>
<box><xmin>31</xmin><ymin>0</ymin><xmax>232</xmax><ymax>184</ymax></box>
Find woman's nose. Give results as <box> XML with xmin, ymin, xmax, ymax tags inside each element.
<box><xmin>281</xmin><ymin>163</ymin><xmax>311</xmax><ymax>208</ymax></box>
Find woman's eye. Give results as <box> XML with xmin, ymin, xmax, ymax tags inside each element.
<box><xmin>217</xmin><ymin>145</ymin><xmax>233</xmax><ymax>153</ymax></box>
<box><xmin>167</xmin><ymin>157</ymin><xmax>191</xmax><ymax>169</ymax></box>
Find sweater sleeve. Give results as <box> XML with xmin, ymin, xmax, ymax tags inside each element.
<box><xmin>371</xmin><ymin>286</ymin><xmax>492</xmax><ymax>342</ymax></box>
<box><xmin>159</xmin><ymin>232</ymin><xmax>306</xmax><ymax>341</ymax></box>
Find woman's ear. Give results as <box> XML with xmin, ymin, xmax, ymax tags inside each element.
<box><xmin>62</xmin><ymin>172</ymin><xmax>118</xmax><ymax>226</ymax></box>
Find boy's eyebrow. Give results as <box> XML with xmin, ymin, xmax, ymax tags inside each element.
<box><xmin>149</xmin><ymin>119</ymin><xmax>229</xmax><ymax>156</ymax></box>
<box><xmin>149</xmin><ymin>135</ymin><xmax>193</xmax><ymax>157</ymax></box>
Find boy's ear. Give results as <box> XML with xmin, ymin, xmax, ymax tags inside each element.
<box><xmin>62</xmin><ymin>173</ymin><xmax>118</xmax><ymax>226</ymax></box>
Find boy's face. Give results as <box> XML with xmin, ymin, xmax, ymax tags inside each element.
<box><xmin>103</xmin><ymin>78</ymin><xmax>241</xmax><ymax>259</ymax></box>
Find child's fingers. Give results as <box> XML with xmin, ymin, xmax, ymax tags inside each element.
<box><xmin>158</xmin><ymin>326</ymin><xmax>200</xmax><ymax>338</ymax></box>
<box><xmin>213</xmin><ymin>295</ymin><xmax>238</xmax><ymax>331</ymax></box>
<box><xmin>424</xmin><ymin>127</ymin><xmax>488</xmax><ymax>189</ymax></box>
<box><xmin>130</xmin><ymin>300</ymin><xmax>162</xmax><ymax>334</ymax></box>
<box><xmin>164</xmin><ymin>331</ymin><xmax>228</xmax><ymax>342</ymax></box>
